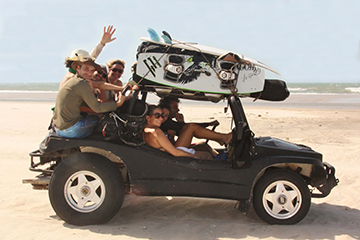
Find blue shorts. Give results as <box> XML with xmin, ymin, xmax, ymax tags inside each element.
<box><xmin>55</xmin><ymin>115</ymin><xmax>99</xmax><ymax>139</ymax></box>
<box><xmin>176</xmin><ymin>146</ymin><xmax>196</xmax><ymax>155</ymax></box>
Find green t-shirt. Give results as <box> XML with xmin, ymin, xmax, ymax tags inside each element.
<box><xmin>53</xmin><ymin>75</ymin><xmax>117</xmax><ymax>130</ymax></box>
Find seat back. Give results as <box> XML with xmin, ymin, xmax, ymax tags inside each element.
<box><xmin>96</xmin><ymin>99</ymin><xmax>148</xmax><ymax>146</ymax></box>
<box><xmin>227</xmin><ymin>96</ymin><xmax>254</xmax><ymax>167</ymax></box>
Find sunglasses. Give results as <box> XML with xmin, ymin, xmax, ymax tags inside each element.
<box><xmin>110</xmin><ymin>68</ymin><xmax>124</xmax><ymax>74</ymax></box>
<box><xmin>150</xmin><ymin>113</ymin><xmax>165</xmax><ymax>119</ymax></box>
<box><xmin>97</xmin><ymin>70</ymin><xmax>107</xmax><ymax>79</ymax></box>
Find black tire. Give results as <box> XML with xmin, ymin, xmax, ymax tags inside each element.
<box><xmin>253</xmin><ymin>169</ymin><xmax>311</xmax><ymax>224</ymax></box>
<box><xmin>48</xmin><ymin>153</ymin><xmax>125</xmax><ymax>226</ymax></box>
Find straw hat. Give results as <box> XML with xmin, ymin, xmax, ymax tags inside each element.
<box><xmin>65</xmin><ymin>49</ymin><xmax>101</xmax><ymax>71</ymax></box>
<box><xmin>65</xmin><ymin>49</ymin><xmax>95</xmax><ymax>62</ymax></box>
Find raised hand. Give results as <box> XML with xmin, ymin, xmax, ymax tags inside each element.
<box><xmin>100</xmin><ymin>25</ymin><xmax>116</xmax><ymax>45</ymax></box>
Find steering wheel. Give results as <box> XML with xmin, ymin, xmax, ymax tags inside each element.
<box><xmin>205</xmin><ymin>124</ymin><xmax>218</xmax><ymax>145</ymax></box>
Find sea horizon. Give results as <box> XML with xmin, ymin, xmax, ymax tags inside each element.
<box><xmin>0</xmin><ymin>82</ymin><xmax>359</xmax><ymax>109</ymax></box>
<box><xmin>1</xmin><ymin>82</ymin><xmax>360</xmax><ymax>93</ymax></box>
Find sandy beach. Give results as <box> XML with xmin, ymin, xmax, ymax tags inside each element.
<box><xmin>1</xmin><ymin>94</ymin><xmax>360</xmax><ymax>240</ymax></box>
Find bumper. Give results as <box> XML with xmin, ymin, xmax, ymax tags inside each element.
<box><xmin>312</xmin><ymin>162</ymin><xmax>339</xmax><ymax>198</ymax></box>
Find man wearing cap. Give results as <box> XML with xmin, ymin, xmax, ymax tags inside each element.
<box><xmin>52</xmin><ymin>54</ymin><xmax>132</xmax><ymax>139</ymax></box>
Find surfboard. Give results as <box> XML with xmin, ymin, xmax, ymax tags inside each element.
<box><xmin>136</xmin><ymin>52</ymin><xmax>264</xmax><ymax>94</ymax></box>
<box><xmin>139</xmin><ymin>37</ymin><xmax>279</xmax><ymax>75</ymax></box>
<box><xmin>135</xmin><ymin>30</ymin><xmax>279</xmax><ymax>95</ymax></box>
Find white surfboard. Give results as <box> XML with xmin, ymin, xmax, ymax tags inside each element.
<box><xmin>140</xmin><ymin>37</ymin><xmax>279</xmax><ymax>75</ymax></box>
<box><xmin>135</xmin><ymin>34</ymin><xmax>284</xmax><ymax>95</ymax></box>
<box><xmin>136</xmin><ymin>52</ymin><xmax>265</xmax><ymax>94</ymax></box>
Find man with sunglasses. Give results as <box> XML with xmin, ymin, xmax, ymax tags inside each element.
<box><xmin>91</xmin><ymin>65</ymin><xmax>110</xmax><ymax>103</ymax></box>
<box><xmin>93</xmin><ymin>65</ymin><xmax>108</xmax><ymax>82</ymax></box>
<box><xmin>99</xmin><ymin>59</ymin><xmax>125</xmax><ymax>101</ymax></box>
<box><xmin>107</xmin><ymin>59</ymin><xmax>125</xmax><ymax>85</ymax></box>
<box><xmin>104</xmin><ymin>59</ymin><xmax>125</xmax><ymax>100</ymax></box>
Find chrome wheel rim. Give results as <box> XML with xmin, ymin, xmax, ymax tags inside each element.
<box><xmin>64</xmin><ymin>171</ymin><xmax>106</xmax><ymax>213</ymax></box>
<box><xmin>262</xmin><ymin>180</ymin><xmax>302</xmax><ymax>220</ymax></box>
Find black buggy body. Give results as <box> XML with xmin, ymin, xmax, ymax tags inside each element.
<box><xmin>24</xmin><ymin>38</ymin><xmax>338</xmax><ymax>226</ymax></box>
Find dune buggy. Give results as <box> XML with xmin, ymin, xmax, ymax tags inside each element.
<box><xmin>23</xmin><ymin>35</ymin><xmax>338</xmax><ymax>226</ymax></box>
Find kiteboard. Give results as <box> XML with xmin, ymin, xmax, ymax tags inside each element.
<box><xmin>134</xmin><ymin>28</ymin><xmax>279</xmax><ymax>96</ymax></box>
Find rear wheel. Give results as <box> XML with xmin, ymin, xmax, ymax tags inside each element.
<box><xmin>48</xmin><ymin>153</ymin><xmax>124</xmax><ymax>225</ymax></box>
<box><xmin>253</xmin><ymin>169</ymin><xmax>311</xmax><ymax>224</ymax></box>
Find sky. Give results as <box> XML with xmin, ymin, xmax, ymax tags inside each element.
<box><xmin>1</xmin><ymin>0</ymin><xmax>360</xmax><ymax>84</ymax></box>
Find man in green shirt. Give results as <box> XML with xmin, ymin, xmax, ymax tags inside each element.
<box><xmin>53</xmin><ymin>56</ymin><xmax>131</xmax><ymax>139</ymax></box>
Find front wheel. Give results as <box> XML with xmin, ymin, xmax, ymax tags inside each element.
<box><xmin>48</xmin><ymin>153</ymin><xmax>125</xmax><ymax>225</ymax></box>
<box><xmin>253</xmin><ymin>169</ymin><xmax>311</xmax><ymax>224</ymax></box>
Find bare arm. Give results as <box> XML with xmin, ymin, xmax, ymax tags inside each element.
<box><xmin>91</xmin><ymin>81</ymin><xmax>124</xmax><ymax>91</ymax></box>
<box><xmin>92</xmin><ymin>81</ymin><xmax>139</xmax><ymax>91</ymax></box>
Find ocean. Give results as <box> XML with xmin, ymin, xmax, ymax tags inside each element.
<box><xmin>1</xmin><ymin>82</ymin><xmax>360</xmax><ymax>109</ymax></box>
<box><xmin>287</xmin><ymin>83</ymin><xmax>360</xmax><ymax>94</ymax></box>
<box><xmin>1</xmin><ymin>82</ymin><xmax>359</xmax><ymax>94</ymax></box>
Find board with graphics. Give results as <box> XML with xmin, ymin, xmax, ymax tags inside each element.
<box><xmin>133</xmin><ymin>29</ymin><xmax>287</xmax><ymax>101</ymax></box>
